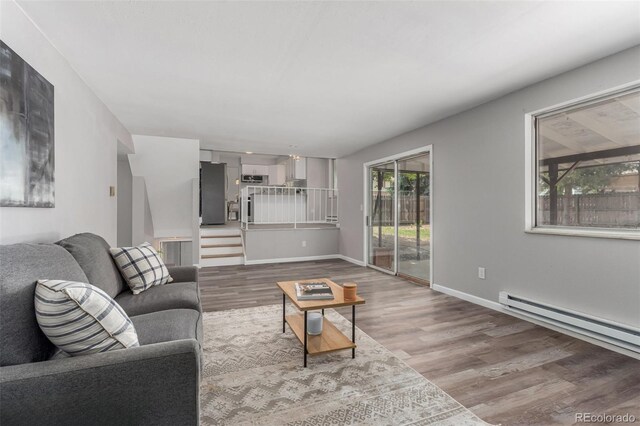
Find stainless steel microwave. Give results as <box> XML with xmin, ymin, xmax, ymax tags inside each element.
<box><xmin>241</xmin><ymin>174</ymin><xmax>265</xmax><ymax>183</ymax></box>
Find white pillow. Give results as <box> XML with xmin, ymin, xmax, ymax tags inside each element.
<box><xmin>35</xmin><ymin>280</ymin><xmax>139</xmax><ymax>356</ymax></box>
<box><xmin>109</xmin><ymin>242</ymin><xmax>173</xmax><ymax>294</ymax></box>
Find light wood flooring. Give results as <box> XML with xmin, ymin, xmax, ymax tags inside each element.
<box><xmin>199</xmin><ymin>259</ymin><xmax>640</xmax><ymax>425</ymax></box>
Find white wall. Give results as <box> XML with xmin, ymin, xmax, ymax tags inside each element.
<box><xmin>306</xmin><ymin>158</ymin><xmax>330</xmax><ymax>188</ymax></box>
<box><xmin>131</xmin><ymin>176</ymin><xmax>154</xmax><ymax>245</ymax></box>
<box><xmin>243</xmin><ymin>228</ymin><xmax>339</xmax><ymax>262</ymax></box>
<box><xmin>129</xmin><ymin>135</ymin><xmax>199</xmax><ymax>238</ymax></box>
<box><xmin>227</xmin><ymin>166</ymin><xmax>240</xmax><ymax>201</ymax></box>
<box><xmin>338</xmin><ymin>46</ymin><xmax>640</xmax><ymax>328</ymax></box>
<box><xmin>0</xmin><ymin>1</ymin><xmax>133</xmax><ymax>245</ymax></box>
<box><xmin>219</xmin><ymin>153</ymin><xmax>242</xmax><ymax>202</ymax></box>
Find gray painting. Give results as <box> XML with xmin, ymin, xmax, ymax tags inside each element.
<box><xmin>0</xmin><ymin>40</ymin><xmax>55</xmax><ymax>207</ymax></box>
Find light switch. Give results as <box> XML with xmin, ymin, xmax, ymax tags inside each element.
<box><xmin>478</xmin><ymin>267</ymin><xmax>486</xmax><ymax>280</ymax></box>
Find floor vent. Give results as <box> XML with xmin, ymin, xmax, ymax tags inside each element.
<box><xmin>499</xmin><ymin>291</ymin><xmax>640</xmax><ymax>353</ymax></box>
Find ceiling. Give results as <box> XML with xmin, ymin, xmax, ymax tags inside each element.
<box><xmin>18</xmin><ymin>1</ymin><xmax>640</xmax><ymax>158</ymax></box>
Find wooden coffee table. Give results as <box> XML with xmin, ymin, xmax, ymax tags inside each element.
<box><xmin>277</xmin><ymin>278</ymin><xmax>365</xmax><ymax>367</ymax></box>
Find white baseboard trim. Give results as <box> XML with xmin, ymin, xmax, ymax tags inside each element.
<box><xmin>243</xmin><ymin>254</ymin><xmax>367</xmax><ymax>266</ymax></box>
<box><xmin>244</xmin><ymin>254</ymin><xmax>341</xmax><ymax>265</ymax></box>
<box><xmin>431</xmin><ymin>284</ymin><xmax>504</xmax><ymax>311</ymax></box>
<box><xmin>336</xmin><ymin>255</ymin><xmax>366</xmax><ymax>266</ymax></box>
<box><xmin>431</xmin><ymin>283</ymin><xmax>640</xmax><ymax>360</ymax></box>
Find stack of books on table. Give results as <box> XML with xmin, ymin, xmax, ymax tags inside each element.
<box><xmin>295</xmin><ymin>282</ymin><xmax>334</xmax><ymax>300</ymax></box>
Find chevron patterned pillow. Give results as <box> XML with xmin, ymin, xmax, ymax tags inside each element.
<box><xmin>35</xmin><ymin>280</ymin><xmax>139</xmax><ymax>356</ymax></box>
<box><xmin>110</xmin><ymin>242</ymin><xmax>173</xmax><ymax>294</ymax></box>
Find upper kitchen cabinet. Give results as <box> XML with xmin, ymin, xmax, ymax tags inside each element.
<box><xmin>241</xmin><ymin>164</ymin><xmax>270</xmax><ymax>176</ymax></box>
<box><xmin>295</xmin><ymin>158</ymin><xmax>306</xmax><ymax>179</ymax></box>
<box><xmin>285</xmin><ymin>157</ymin><xmax>306</xmax><ymax>180</ymax></box>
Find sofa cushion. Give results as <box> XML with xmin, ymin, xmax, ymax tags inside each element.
<box><xmin>110</xmin><ymin>243</ymin><xmax>173</xmax><ymax>294</ymax></box>
<box><xmin>35</xmin><ymin>280</ymin><xmax>139</xmax><ymax>356</ymax></box>
<box><xmin>0</xmin><ymin>244</ymin><xmax>88</xmax><ymax>366</ymax></box>
<box><xmin>56</xmin><ymin>233</ymin><xmax>125</xmax><ymax>298</ymax></box>
<box><xmin>115</xmin><ymin>281</ymin><xmax>201</xmax><ymax>317</ymax></box>
<box><xmin>131</xmin><ymin>309</ymin><xmax>201</xmax><ymax>346</ymax></box>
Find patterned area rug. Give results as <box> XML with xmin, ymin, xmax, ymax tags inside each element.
<box><xmin>200</xmin><ymin>305</ymin><xmax>489</xmax><ymax>425</ymax></box>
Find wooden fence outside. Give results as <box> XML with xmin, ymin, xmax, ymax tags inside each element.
<box><xmin>539</xmin><ymin>192</ymin><xmax>639</xmax><ymax>227</ymax></box>
<box><xmin>371</xmin><ymin>192</ymin><xmax>430</xmax><ymax>225</ymax></box>
<box><xmin>371</xmin><ymin>192</ymin><xmax>639</xmax><ymax>228</ymax></box>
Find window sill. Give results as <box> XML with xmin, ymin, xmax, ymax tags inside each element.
<box><xmin>525</xmin><ymin>227</ymin><xmax>640</xmax><ymax>241</ymax></box>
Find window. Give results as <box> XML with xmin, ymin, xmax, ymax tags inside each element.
<box><xmin>533</xmin><ymin>86</ymin><xmax>640</xmax><ymax>235</ymax></box>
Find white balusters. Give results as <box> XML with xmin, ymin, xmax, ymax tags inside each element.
<box><xmin>240</xmin><ymin>186</ymin><xmax>339</xmax><ymax>227</ymax></box>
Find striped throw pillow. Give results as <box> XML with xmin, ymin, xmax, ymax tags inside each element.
<box><xmin>35</xmin><ymin>280</ymin><xmax>139</xmax><ymax>356</ymax></box>
<box><xmin>109</xmin><ymin>242</ymin><xmax>173</xmax><ymax>294</ymax></box>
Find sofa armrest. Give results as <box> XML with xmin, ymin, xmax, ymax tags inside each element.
<box><xmin>167</xmin><ymin>265</ymin><xmax>199</xmax><ymax>283</ymax></box>
<box><xmin>0</xmin><ymin>340</ymin><xmax>200</xmax><ymax>426</ymax></box>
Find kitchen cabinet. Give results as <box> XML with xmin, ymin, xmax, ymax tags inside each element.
<box><xmin>285</xmin><ymin>157</ymin><xmax>306</xmax><ymax>180</ymax></box>
<box><xmin>295</xmin><ymin>158</ymin><xmax>306</xmax><ymax>179</ymax></box>
<box><xmin>241</xmin><ymin>164</ymin><xmax>269</xmax><ymax>176</ymax></box>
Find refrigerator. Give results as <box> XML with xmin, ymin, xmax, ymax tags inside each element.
<box><xmin>200</xmin><ymin>162</ymin><xmax>226</xmax><ymax>225</ymax></box>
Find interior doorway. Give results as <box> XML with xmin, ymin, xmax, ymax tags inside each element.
<box><xmin>364</xmin><ymin>147</ymin><xmax>432</xmax><ymax>284</ymax></box>
<box><xmin>117</xmin><ymin>156</ymin><xmax>133</xmax><ymax>246</ymax></box>
<box><xmin>116</xmin><ymin>140</ymin><xmax>134</xmax><ymax>246</ymax></box>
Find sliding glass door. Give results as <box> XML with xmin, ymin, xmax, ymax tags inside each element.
<box><xmin>397</xmin><ymin>154</ymin><xmax>430</xmax><ymax>282</ymax></box>
<box><xmin>366</xmin><ymin>150</ymin><xmax>431</xmax><ymax>283</ymax></box>
<box><xmin>367</xmin><ymin>162</ymin><xmax>395</xmax><ymax>272</ymax></box>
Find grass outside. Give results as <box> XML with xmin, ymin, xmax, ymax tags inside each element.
<box><xmin>372</xmin><ymin>224</ymin><xmax>430</xmax><ymax>242</ymax></box>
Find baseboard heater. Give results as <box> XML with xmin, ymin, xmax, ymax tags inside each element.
<box><xmin>498</xmin><ymin>291</ymin><xmax>640</xmax><ymax>353</ymax></box>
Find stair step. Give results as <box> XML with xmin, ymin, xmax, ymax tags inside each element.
<box><xmin>201</xmin><ymin>253</ymin><xmax>244</xmax><ymax>259</ymax></box>
<box><xmin>201</xmin><ymin>248</ymin><xmax>243</xmax><ymax>256</ymax></box>
<box><xmin>199</xmin><ymin>256</ymin><xmax>244</xmax><ymax>267</ymax></box>
<box><xmin>201</xmin><ymin>243</ymin><xmax>242</xmax><ymax>248</ymax></box>
<box><xmin>200</xmin><ymin>236</ymin><xmax>241</xmax><ymax>245</ymax></box>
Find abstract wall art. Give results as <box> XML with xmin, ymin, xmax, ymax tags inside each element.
<box><xmin>1</xmin><ymin>40</ymin><xmax>55</xmax><ymax>207</ymax></box>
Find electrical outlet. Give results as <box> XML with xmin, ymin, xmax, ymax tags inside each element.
<box><xmin>302</xmin><ymin>240</ymin><xmax>307</xmax><ymax>248</ymax></box>
<box><xmin>478</xmin><ymin>267</ymin><xmax>486</xmax><ymax>280</ymax></box>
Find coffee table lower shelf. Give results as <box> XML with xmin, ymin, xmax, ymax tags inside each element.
<box><xmin>285</xmin><ymin>313</ymin><xmax>356</xmax><ymax>356</ymax></box>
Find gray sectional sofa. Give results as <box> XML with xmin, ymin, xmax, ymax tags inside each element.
<box><xmin>0</xmin><ymin>233</ymin><xmax>202</xmax><ymax>425</ymax></box>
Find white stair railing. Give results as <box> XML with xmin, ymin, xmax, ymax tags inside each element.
<box><xmin>240</xmin><ymin>186</ymin><xmax>338</xmax><ymax>229</ymax></box>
